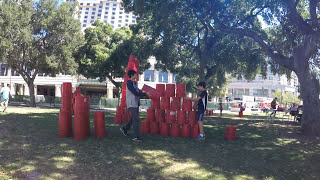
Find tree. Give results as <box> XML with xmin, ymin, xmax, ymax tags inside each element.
<box><xmin>0</xmin><ymin>0</ymin><xmax>83</xmax><ymax>106</ymax></box>
<box><xmin>122</xmin><ymin>0</ymin><xmax>266</xmax><ymax>97</ymax></box>
<box><xmin>272</xmin><ymin>89</ymin><xmax>301</xmax><ymax>106</ymax></box>
<box><xmin>76</xmin><ymin>21</ymin><xmax>152</xmax><ymax>96</ymax></box>
<box><xmin>211</xmin><ymin>0</ymin><xmax>320</xmax><ymax>136</ymax></box>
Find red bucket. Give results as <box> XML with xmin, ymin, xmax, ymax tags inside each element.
<box><xmin>177</xmin><ymin>110</ymin><xmax>186</xmax><ymax>124</ymax></box>
<box><xmin>160</xmin><ymin>97</ymin><xmax>170</xmax><ymax>110</ymax></box>
<box><xmin>166</xmin><ymin>84</ymin><xmax>175</xmax><ymax>97</ymax></box>
<box><xmin>142</xmin><ymin>84</ymin><xmax>161</xmax><ymax>99</ymax></box>
<box><xmin>171</xmin><ymin>97</ymin><xmax>181</xmax><ymax>111</ymax></box>
<box><xmin>151</xmin><ymin>97</ymin><xmax>160</xmax><ymax>109</ymax></box>
<box><xmin>239</xmin><ymin>112</ymin><xmax>243</xmax><ymax>118</ymax></box>
<box><xmin>84</xmin><ymin>96</ymin><xmax>90</xmax><ymax>136</ymax></box>
<box><xmin>58</xmin><ymin>109</ymin><xmax>72</xmax><ymax>138</ymax></box>
<box><xmin>160</xmin><ymin>123</ymin><xmax>170</xmax><ymax>136</ymax></box>
<box><xmin>156</xmin><ymin>84</ymin><xmax>166</xmax><ymax>97</ymax></box>
<box><xmin>74</xmin><ymin>112</ymin><xmax>87</xmax><ymax>140</ymax></box>
<box><xmin>176</xmin><ymin>84</ymin><xmax>186</xmax><ymax>98</ymax></box>
<box><xmin>225</xmin><ymin>126</ymin><xmax>236</xmax><ymax>141</ymax></box>
<box><xmin>150</xmin><ymin>122</ymin><xmax>160</xmax><ymax>134</ymax></box>
<box><xmin>170</xmin><ymin>123</ymin><xmax>180</xmax><ymax>137</ymax></box>
<box><xmin>141</xmin><ymin>120</ymin><xmax>150</xmax><ymax>134</ymax></box>
<box><xmin>146</xmin><ymin>109</ymin><xmax>155</xmax><ymax>122</ymax></box>
<box><xmin>191</xmin><ymin>124</ymin><xmax>200</xmax><ymax>138</ymax></box>
<box><xmin>94</xmin><ymin>111</ymin><xmax>105</xmax><ymax>138</ymax></box>
<box><xmin>188</xmin><ymin>111</ymin><xmax>197</xmax><ymax>125</ymax></box>
<box><xmin>182</xmin><ymin>98</ymin><xmax>192</xmax><ymax>111</ymax></box>
<box><xmin>166</xmin><ymin>110</ymin><xmax>176</xmax><ymax>124</ymax></box>
<box><xmin>181</xmin><ymin>124</ymin><xmax>191</xmax><ymax>137</ymax></box>
<box><xmin>114</xmin><ymin>106</ymin><xmax>124</xmax><ymax>124</ymax></box>
<box><xmin>155</xmin><ymin>109</ymin><xmax>166</xmax><ymax>123</ymax></box>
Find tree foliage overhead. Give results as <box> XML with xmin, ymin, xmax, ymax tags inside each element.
<box><xmin>76</xmin><ymin>21</ymin><xmax>153</xmax><ymax>92</ymax></box>
<box><xmin>0</xmin><ymin>0</ymin><xmax>83</xmax><ymax>106</ymax></box>
<box><xmin>122</xmin><ymin>0</ymin><xmax>267</xmax><ymax>96</ymax></box>
<box><xmin>272</xmin><ymin>89</ymin><xmax>301</xmax><ymax>106</ymax></box>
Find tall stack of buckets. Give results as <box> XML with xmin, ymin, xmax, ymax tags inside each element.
<box><xmin>141</xmin><ymin>84</ymin><xmax>200</xmax><ymax>138</ymax></box>
<box><xmin>58</xmin><ymin>83</ymin><xmax>106</xmax><ymax>140</ymax></box>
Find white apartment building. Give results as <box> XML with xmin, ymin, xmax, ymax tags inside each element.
<box><xmin>66</xmin><ymin>0</ymin><xmax>137</xmax><ymax>29</ymax></box>
<box><xmin>227</xmin><ymin>70</ymin><xmax>299</xmax><ymax>101</ymax></box>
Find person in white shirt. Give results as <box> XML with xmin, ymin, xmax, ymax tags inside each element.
<box><xmin>1</xmin><ymin>84</ymin><xmax>11</xmax><ymax>112</ymax></box>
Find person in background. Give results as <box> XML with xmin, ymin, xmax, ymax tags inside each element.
<box><xmin>1</xmin><ymin>84</ymin><xmax>11</xmax><ymax>112</ymax></box>
<box><xmin>270</xmin><ymin>97</ymin><xmax>278</xmax><ymax>117</ymax></box>
<box><xmin>120</xmin><ymin>70</ymin><xmax>151</xmax><ymax>142</ymax></box>
<box><xmin>219</xmin><ymin>103</ymin><xmax>223</xmax><ymax>116</ymax></box>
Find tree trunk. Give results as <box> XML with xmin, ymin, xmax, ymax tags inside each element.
<box><xmin>295</xmin><ymin>65</ymin><xmax>320</xmax><ymax>137</ymax></box>
<box><xmin>28</xmin><ymin>80</ymin><xmax>36</xmax><ymax>107</ymax></box>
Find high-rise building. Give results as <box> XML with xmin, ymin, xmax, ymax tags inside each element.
<box><xmin>64</xmin><ymin>0</ymin><xmax>137</xmax><ymax>29</ymax></box>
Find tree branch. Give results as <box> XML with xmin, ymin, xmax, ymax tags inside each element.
<box><xmin>215</xmin><ymin>19</ymin><xmax>294</xmax><ymax>70</ymax></box>
<box><xmin>106</xmin><ymin>74</ymin><xmax>121</xmax><ymax>89</ymax></box>
<box><xmin>285</xmin><ymin>0</ymin><xmax>313</xmax><ymax>34</ymax></box>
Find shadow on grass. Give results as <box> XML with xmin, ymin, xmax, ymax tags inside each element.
<box><xmin>0</xmin><ymin>108</ymin><xmax>320</xmax><ymax>179</ymax></box>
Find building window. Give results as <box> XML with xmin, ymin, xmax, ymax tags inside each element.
<box><xmin>83</xmin><ymin>24</ymin><xmax>86</xmax><ymax>27</ymax></box>
<box><xmin>111</xmin><ymin>21</ymin><xmax>114</xmax><ymax>24</ymax></box>
<box><xmin>104</xmin><ymin>20</ymin><xmax>108</xmax><ymax>23</ymax></box>
<box><xmin>86</xmin><ymin>8</ymin><xmax>89</xmax><ymax>10</ymax></box>
<box><xmin>92</xmin><ymin>12</ymin><xmax>95</xmax><ymax>15</ymax></box>
<box><xmin>98</xmin><ymin>14</ymin><xmax>101</xmax><ymax>17</ymax></box>
<box><xmin>258</xmin><ymin>75</ymin><xmax>263</xmax><ymax>80</ymax></box>
<box><xmin>85</xmin><ymin>12</ymin><xmax>89</xmax><ymax>14</ymax></box>
<box><xmin>111</xmin><ymin>16</ymin><xmax>115</xmax><ymax>19</ymax></box>
<box><xmin>104</xmin><ymin>16</ymin><xmax>108</xmax><ymax>19</ymax></box>
<box><xmin>113</xmin><ymin>4</ymin><xmax>117</xmax><ymax>7</ymax></box>
<box><xmin>125</xmin><ymin>19</ymin><xmax>128</xmax><ymax>22</ymax></box>
<box><xmin>91</xmin><ymin>16</ymin><xmax>95</xmax><ymax>19</ymax></box>
<box><xmin>120</xmin><ymin>8</ymin><xmax>124</xmax><ymax>10</ymax></box>
<box><xmin>106</xmin><ymin>3</ymin><xmax>109</xmax><ymax>6</ymax></box>
<box><xmin>93</xmin><ymin>8</ymin><xmax>96</xmax><ymax>11</ymax></box>
<box><xmin>0</xmin><ymin>64</ymin><xmax>7</xmax><ymax>76</ymax></box>
<box><xmin>125</xmin><ymin>23</ymin><xmax>128</xmax><ymax>26</ymax></box>
<box><xmin>80</xmin><ymin>3</ymin><xmax>83</xmax><ymax>5</ymax></box>
<box><xmin>93</xmin><ymin>4</ymin><xmax>96</xmax><ymax>6</ymax></box>
<box><xmin>83</xmin><ymin>20</ymin><xmax>87</xmax><ymax>23</ymax></box>
<box><xmin>112</xmin><ymin>12</ymin><xmax>116</xmax><ymax>15</ymax></box>
<box><xmin>99</xmin><ymin>6</ymin><xmax>102</xmax><ymax>8</ymax></box>
<box><xmin>159</xmin><ymin>72</ymin><xmax>168</xmax><ymax>83</ymax></box>
<box><xmin>132</xmin><ymin>20</ymin><xmax>136</xmax><ymax>23</ymax></box>
<box><xmin>126</xmin><ymin>15</ymin><xmax>129</xmax><ymax>18</ymax></box>
<box><xmin>132</xmin><ymin>15</ymin><xmax>136</xmax><ymax>19</ymax></box>
<box><xmin>119</xmin><ymin>12</ymin><xmax>123</xmax><ymax>14</ymax></box>
<box><xmin>245</xmin><ymin>89</ymin><xmax>249</xmax><ymax>95</ymax></box>
<box><xmin>84</xmin><ymin>16</ymin><xmax>88</xmax><ymax>18</ymax></box>
<box><xmin>118</xmin><ymin>20</ymin><xmax>122</xmax><ymax>23</ymax></box>
<box><xmin>119</xmin><ymin>16</ymin><xmax>122</xmax><ymax>18</ymax></box>
<box><xmin>105</xmin><ymin>12</ymin><xmax>108</xmax><ymax>14</ymax></box>
<box><xmin>105</xmin><ymin>7</ymin><xmax>109</xmax><ymax>10</ymax></box>
<box><xmin>112</xmin><ymin>8</ymin><xmax>116</xmax><ymax>11</ymax></box>
<box><xmin>80</xmin><ymin>8</ymin><xmax>82</xmax><ymax>10</ymax></box>
<box><xmin>144</xmin><ymin>70</ymin><xmax>154</xmax><ymax>82</ymax></box>
<box><xmin>87</xmin><ymin>3</ymin><xmax>90</xmax><ymax>5</ymax></box>
<box><xmin>112</xmin><ymin>25</ymin><xmax>114</xmax><ymax>28</ymax></box>
<box><xmin>98</xmin><ymin>10</ymin><xmax>102</xmax><ymax>12</ymax></box>
<box><xmin>90</xmin><ymin>20</ymin><xmax>94</xmax><ymax>23</ymax></box>
<box><xmin>269</xmin><ymin>76</ymin><xmax>273</xmax><ymax>80</ymax></box>
<box><xmin>118</xmin><ymin>24</ymin><xmax>121</xmax><ymax>27</ymax></box>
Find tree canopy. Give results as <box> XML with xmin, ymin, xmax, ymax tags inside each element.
<box><xmin>272</xmin><ymin>89</ymin><xmax>301</xmax><ymax>106</ymax></box>
<box><xmin>76</xmin><ymin>21</ymin><xmax>152</xmax><ymax>94</ymax></box>
<box><xmin>0</xmin><ymin>0</ymin><xmax>83</xmax><ymax>106</ymax></box>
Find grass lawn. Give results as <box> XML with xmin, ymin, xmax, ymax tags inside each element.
<box><xmin>0</xmin><ymin>107</ymin><xmax>320</xmax><ymax>180</ymax></box>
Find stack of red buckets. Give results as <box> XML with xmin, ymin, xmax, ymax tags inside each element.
<box><xmin>141</xmin><ymin>84</ymin><xmax>200</xmax><ymax>138</ymax></box>
<box><xmin>59</xmin><ymin>83</ymin><xmax>105</xmax><ymax>140</ymax></box>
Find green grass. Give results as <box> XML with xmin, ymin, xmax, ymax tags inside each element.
<box><xmin>0</xmin><ymin>107</ymin><xmax>319</xmax><ymax>180</ymax></box>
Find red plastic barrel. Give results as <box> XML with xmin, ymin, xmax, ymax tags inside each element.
<box><xmin>177</xmin><ymin>111</ymin><xmax>186</xmax><ymax>124</ymax></box>
<box><xmin>239</xmin><ymin>112</ymin><xmax>243</xmax><ymax>118</ymax></box>
<box><xmin>122</xmin><ymin>108</ymin><xmax>131</xmax><ymax>123</ymax></box>
<box><xmin>141</xmin><ymin>120</ymin><xmax>150</xmax><ymax>134</ymax></box>
<box><xmin>61</xmin><ymin>96</ymin><xmax>72</xmax><ymax>111</ymax></box>
<box><xmin>170</xmin><ymin>123</ymin><xmax>180</xmax><ymax>137</ymax></box>
<box><xmin>181</xmin><ymin>124</ymin><xmax>191</xmax><ymax>137</ymax></box>
<box><xmin>193</xmin><ymin>103</ymin><xmax>198</xmax><ymax>110</ymax></box>
<box><xmin>94</xmin><ymin>111</ymin><xmax>105</xmax><ymax>138</ymax></box>
<box><xmin>188</xmin><ymin>111</ymin><xmax>197</xmax><ymax>125</ymax></box>
<box><xmin>171</xmin><ymin>97</ymin><xmax>181</xmax><ymax>111</ymax></box>
<box><xmin>160</xmin><ymin>123</ymin><xmax>169</xmax><ymax>136</ymax></box>
<box><xmin>155</xmin><ymin>109</ymin><xmax>166</xmax><ymax>123</ymax></box>
<box><xmin>114</xmin><ymin>106</ymin><xmax>124</xmax><ymax>124</ymax></box>
<box><xmin>146</xmin><ymin>109</ymin><xmax>155</xmax><ymax>121</ymax></box>
<box><xmin>156</xmin><ymin>84</ymin><xmax>166</xmax><ymax>97</ymax></box>
<box><xmin>150</xmin><ymin>122</ymin><xmax>160</xmax><ymax>134</ymax></box>
<box><xmin>74</xmin><ymin>112</ymin><xmax>86</xmax><ymax>140</ymax></box>
<box><xmin>166</xmin><ymin>84</ymin><xmax>175</xmax><ymax>97</ymax></box>
<box><xmin>225</xmin><ymin>126</ymin><xmax>236</xmax><ymax>141</ymax></box>
<box><xmin>142</xmin><ymin>84</ymin><xmax>161</xmax><ymax>99</ymax></box>
<box><xmin>74</xmin><ymin>96</ymin><xmax>85</xmax><ymax>112</ymax></box>
<box><xmin>84</xmin><ymin>96</ymin><xmax>90</xmax><ymax>136</ymax></box>
<box><xmin>182</xmin><ymin>98</ymin><xmax>192</xmax><ymax>111</ymax></box>
<box><xmin>176</xmin><ymin>84</ymin><xmax>186</xmax><ymax>98</ymax></box>
<box><xmin>210</xmin><ymin>110</ymin><xmax>213</xmax><ymax>116</ymax></box>
<box><xmin>166</xmin><ymin>110</ymin><xmax>176</xmax><ymax>124</ymax></box>
<box><xmin>151</xmin><ymin>97</ymin><xmax>160</xmax><ymax>109</ymax></box>
<box><xmin>160</xmin><ymin>97</ymin><xmax>170</xmax><ymax>110</ymax></box>
<box><xmin>62</xmin><ymin>82</ymin><xmax>72</xmax><ymax>97</ymax></box>
<box><xmin>191</xmin><ymin>124</ymin><xmax>200</xmax><ymax>138</ymax></box>
<box><xmin>59</xmin><ymin>109</ymin><xmax>72</xmax><ymax>138</ymax></box>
